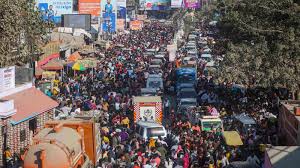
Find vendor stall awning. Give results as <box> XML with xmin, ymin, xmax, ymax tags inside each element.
<box><xmin>41</xmin><ymin>59</ymin><xmax>63</xmax><ymax>70</ymax></box>
<box><xmin>1</xmin><ymin>87</ymin><xmax>58</xmax><ymax>125</ymax></box>
<box><xmin>223</xmin><ymin>131</ymin><xmax>243</xmax><ymax>146</ymax></box>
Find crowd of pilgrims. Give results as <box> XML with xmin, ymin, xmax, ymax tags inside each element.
<box><xmin>38</xmin><ymin>21</ymin><xmax>282</xmax><ymax>168</ymax></box>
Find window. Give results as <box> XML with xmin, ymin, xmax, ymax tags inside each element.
<box><xmin>20</xmin><ymin>130</ymin><xmax>26</xmax><ymax>142</ymax></box>
<box><xmin>147</xmin><ymin>127</ymin><xmax>165</xmax><ymax>137</ymax></box>
<box><xmin>29</xmin><ymin>118</ymin><xmax>37</xmax><ymax>134</ymax></box>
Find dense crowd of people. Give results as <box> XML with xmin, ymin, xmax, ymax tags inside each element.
<box><xmin>33</xmin><ymin>19</ymin><xmax>283</xmax><ymax>168</ymax></box>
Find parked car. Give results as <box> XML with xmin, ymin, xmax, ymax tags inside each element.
<box><xmin>135</xmin><ymin>121</ymin><xmax>167</xmax><ymax>140</ymax></box>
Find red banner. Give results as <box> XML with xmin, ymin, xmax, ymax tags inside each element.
<box><xmin>79</xmin><ymin>0</ymin><xmax>101</xmax><ymax>16</ymax></box>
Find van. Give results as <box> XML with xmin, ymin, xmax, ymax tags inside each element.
<box><xmin>135</xmin><ymin>121</ymin><xmax>167</xmax><ymax>140</ymax></box>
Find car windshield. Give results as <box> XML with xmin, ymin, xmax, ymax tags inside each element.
<box><xmin>178</xmin><ymin>91</ymin><xmax>197</xmax><ymax>98</ymax></box>
<box><xmin>202</xmin><ymin>57</ymin><xmax>212</xmax><ymax>62</ymax></box>
<box><xmin>202</xmin><ymin>121</ymin><xmax>222</xmax><ymax>131</ymax></box>
<box><xmin>147</xmin><ymin>127</ymin><xmax>165</xmax><ymax>137</ymax></box>
<box><xmin>149</xmin><ymin>81</ymin><xmax>161</xmax><ymax>88</ymax></box>
<box><xmin>178</xmin><ymin>77</ymin><xmax>194</xmax><ymax>83</ymax></box>
<box><xmin>181</xmin><ymin>101</ymin><xmax>197</xmax><ymax>106</ymax></box>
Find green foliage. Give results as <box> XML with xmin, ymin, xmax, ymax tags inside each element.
<box><xmin>211</xmin><ymin>0</ymin><xmax>300</xmax><ymax>91</ymax></box>
<box><xmin>0</xmin><ymin>0</ymin><xmax>50</xmax><ymax>67</ymax></box>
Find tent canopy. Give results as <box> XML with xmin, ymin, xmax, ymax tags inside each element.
<box><xmin>41</xmin><ymin>59</ymin><xmax>63</xmax><ymax>70</ymax></box>
<box><xmin>68</xmin><ymin>51</ymin><xmax>82</xmax><ymax>62</ymax></box>
<box><xmin>222</xmin><ymin>131</ymin><xmax>243</xmax><ymax>146</ymax></box>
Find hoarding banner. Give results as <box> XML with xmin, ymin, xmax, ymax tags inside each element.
<box><xmin>130</xmin><ymin>20</ymin><xmax>143</xmax><ymax>30</ymax></box>
<box><xmin>0</xmin><ymin>66</ymin><xmax>15</xmax><ymax>92</ymax></box>
<box><xmin>167</xmin><ymin>44</ymin><xmax>177</xmax><ymax>62</ymax></box>
<box><xmin>139</xmin><ymin>0</ymin><xmax>171</xmax><ymax>10</ymax></box>
<box><xmin>78</xmin><ymin>0</ymin><xmax>101</xmax><ymax>16</ymax></box>
<box><xmin>117</xmin><ymin>19</ymin><xmax>125</xmax><ymax>31</ymax></box>
<box><xmin>171</xmin><ymin>0</ymin><xmax>183</xmax><ymax>8</ymax></box>
<box><xmin>137</xmin><ymin>14</ymin><xmax>147</xmax><ymax>21</ymax></box>
<box><xmin>101</xmin><ymin>0</ymin><xmax>117</xmax><ymax>32</ymax></box>
<box><xmin>37</xmin><ymin>0</ymin><xmax>73</xmax><ymax>23</ymax></box>
<box><xmin>184</xmin><ymin>0</ymin><xmax>200</xmax><ymax>8</ymax></box>
<box><xmin>117</xmin><ymin>0</ymin><xmax>126</xmax><ymax>19</ymax></box>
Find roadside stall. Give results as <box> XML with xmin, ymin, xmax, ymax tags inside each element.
<box><xmin>41</xmin><ymin>59</ymin><xmax>64</xmax><ymax>71</ymax></box>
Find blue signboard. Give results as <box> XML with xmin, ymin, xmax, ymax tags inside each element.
<box><xmin>101</xmin><ymin>0</ymin><xmax>117</xmax><ymax>32</ymax></box>
<box><xmin>37</xmin><ymin>0</ymin><xmax>73</xmax><ymax>23</ymax></box>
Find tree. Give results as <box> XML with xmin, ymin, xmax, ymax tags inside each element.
<box><xmin>0</xmin><ymin>0</ymin><xmax>50</xmax><ymax>67</ymax></box>
<box><xmin>212</xmin><ymin>0</ymin><xmax>300</xmax><ymax>93</ymax></box>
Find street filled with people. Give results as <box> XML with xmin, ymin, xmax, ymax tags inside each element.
<box><xmin>34</xmin><ymin>19</ymin><xmax>283</xmax><ymax>168</ymax></box>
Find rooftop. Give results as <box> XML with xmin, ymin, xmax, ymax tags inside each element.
<box><xmin>266</xmin><ymin>146</ymin><xmax>300</xmax><ymax>168</ymax></box>
<box><xmin>1</xmin><ymin>87</ymin><xmax>58</xmax><ymax>125</ymax></box>
<box><xmin>281</xmin><ymin>100</ymin><xmax>300</xmax><ymax>121</ymax></box>
<box><xmin>133</xmin><ymin>96</ymin><xmax>161</xmax><ymax>103</ymax></box>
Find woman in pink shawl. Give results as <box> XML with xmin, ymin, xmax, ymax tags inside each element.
<box><xmin>183</xmin><ymin>152</ymin><xmax>190</xmax><ymax>168</ymax></box>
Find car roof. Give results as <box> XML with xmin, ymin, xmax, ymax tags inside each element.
<box><xmin>148</xmin><ymin>74</ymin><xmax>162</xmax><ymax>78</ymax></box>
<box><xmin>137</xmin><ymin>121</ymin><xmax>164</xmax><ymax>128</ymax></box>
<box><xmin>179</xmin><ymin>88</ymin><xmax>196</xmax><ymax>92</ymax></box>
<box><xmin>152</xmin><ymin>59</ymin><xmax>162</xmax><ymax>62</ymax></box>
<box><xmin>201</xmin><ymin>54</ymin><xmax>212</xmax><ymax>58</ymax></box>
<box><xmin>141</xmin><ymin>88</ymin><xmax>157</xmax><ymax>92</ymax></box>
<box><xmin>234</xmin><ymin>114</ymin><xmax>256</xmax><ymax>125</ymax></box>
<box><xmin>180</xmin><ymin>98</ymin><xmax>197</xmax><ymax>103</ymax></box>
<box><xmin>133</xmin><ymin>96</ymin><xmax>162</xmax><ymax>102</ymax></box>
<box><xmin>154</xmin><ymin>54</ymin><xmax>165</xmax><ymax>58</ymax></box>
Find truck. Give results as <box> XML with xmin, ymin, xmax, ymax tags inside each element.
<box><xmin>22</xmin><ymin>117</ymin><xmax>101</xmax><ymax>168</ymax></box>
<box><xmin>175</xmin><ymin>67</ymin><xmax>197</xmax><ymax>90</ymax></box>
<box><xmin>133</xmin><ymin>96</ymin><xmax>163</xmax><ymax>124</ymax></box>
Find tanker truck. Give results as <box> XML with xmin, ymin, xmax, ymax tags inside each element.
<box><xmin>22</xmin><ymin>118</ymin><xmax>101</xmax><ymax>168</ymax></box>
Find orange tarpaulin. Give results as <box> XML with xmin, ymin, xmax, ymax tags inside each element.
<box><xmin>68</xmin><ymin>52</ymin><xmax>82</xmax><ymax>62</ymax></box>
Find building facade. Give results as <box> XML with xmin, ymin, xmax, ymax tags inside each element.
<box><xmin>0</xmin><ymin>83</ymin><xmax>58</xmax><ymax>167</ymax></box>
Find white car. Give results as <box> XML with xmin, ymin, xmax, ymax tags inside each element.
<box><xmin>135</xmin><ymin>121</ymin><xmax>167</xmax><ymax>140</ymax></box>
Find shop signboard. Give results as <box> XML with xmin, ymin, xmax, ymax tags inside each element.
<box><xmin>183</xmin><ymin>0</ymin><xmax>200</xmax><ymax>8</ymax></box>
<box><xmin>42</xmin><ymin>71</ymin><xmax>57</xmax><ymax>80</ymax></box>
<box><xmin>78</xmin><ymin>0</ymin><xmax>101</xmax><ymax>24</ymax></box>
<box><xmin>139</xmin><ymin>0</ymin><xmax>171</xmax><ymax>10</ymax></box>
<box><xmin>171</xmin><ymin>0</ymin><xmax>183</xmax><ymax>8</ymax></box>
<box><xmin>37</xmin><ymin>0</ymin><xmax>73</xmax><ymax>23</ymax></box>
<box><xmin>101</xmin><ymin>0</ymin><xmax>117</xmax><ymax>32</ymax></box>
<box><xmin>0</xmin><ymin>66</ymin><xmax>15</xmax><ymax>92</ymax></box>
<box><xmin>167</xmin><ymin>44</ymin><xmax>177</xmax><ymax>62</ymax></box>
<box><xmin>77</xmin><ymin>59</ymin><xmax>98</xmax><ymax>68</ymax></box>
<box><xmin>130</xmin><ymin>20</ymin><xmax>143</xmax><ymax>30</ymax></box>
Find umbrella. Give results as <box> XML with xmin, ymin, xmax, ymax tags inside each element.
<box><xmin>68</xmin><ymin>51</ymin><xmax>82</xmax><ymax>62</ymax></box>
<box><xmin>42</xmin><ymin>59</ymin><xmax>63</xmax><ymax>70</ymax></box>
<box><xmin>72</xmin><ymin>62</ymin><xmax>86</xmax><ymax>71</ymax></box>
